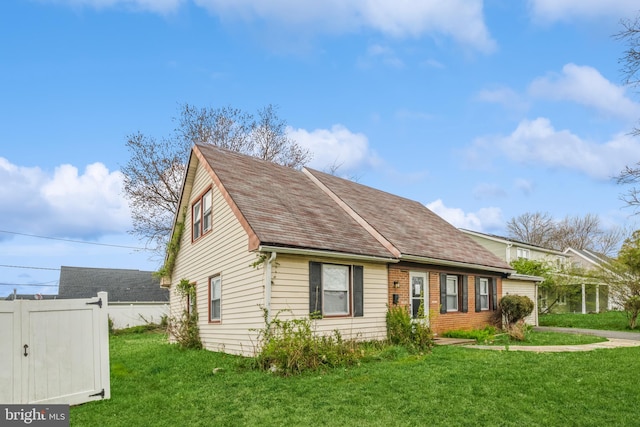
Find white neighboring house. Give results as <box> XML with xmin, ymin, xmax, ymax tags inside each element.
<box><xmin>58</xmin><ymin>266</ymin><xmax>169</xmax><ymax>329</ymax></box>
<box><xmin>563</xmin><ymin>248</ymin><xmax>615</xmax><ymax>311</ymax></box>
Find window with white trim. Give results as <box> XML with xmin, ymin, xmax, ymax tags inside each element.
<box><xmin>209</xmin><ymin>274</ymin><xmax>221</xmax><ymax>322</ymax></box>
<box><xmin>516</xmin><ymin>247</ymin><xmax>530</xmax><ymax>259</ymax></box>
<box><xmin>479</xmin><ymin>278</ymin><xmax>489</xmax><ymax>310</ymax></box>
<box><xmin>446</xmin><ymin>275</ymin><xmax>459</xmax><ymax>312</ymax></box>
<box><xmin>309</xmin><ymin>262</ymin><xmax>364</xmax><ymax>318</ymax></box>
<box><xmin>192</xmin><ymin>188</ymin><xmax>212</xmax><ymax>241</ymax></box>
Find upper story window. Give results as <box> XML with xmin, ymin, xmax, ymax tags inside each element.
<box><xmin>516</xmin><ymin>247</ymin><xmax>530</xmax><ymax>259</ymax></box>
<box><xmin>192</xmin><ymin>188</ymin><xmax>212</xmax><ymax>241</ymax></box>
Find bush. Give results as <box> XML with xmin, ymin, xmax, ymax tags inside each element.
<box><xmin>499</xmin><ymin>295</ymin><xmax>534</xmax><ymax>327</ymax></box>
<box><xmin>385</xmin><ymin>305</ymin><xmax>434</xmax><ymax>353</ymax></box>
<box><xmin>253</xmin><ymin>310</ymin><xmax>362</xmax><ymax>376</ymax></box>
<box><xmin>623</xmin><ymin>295</ymin><xmax>640</xmax><ymax>329</ymax></box>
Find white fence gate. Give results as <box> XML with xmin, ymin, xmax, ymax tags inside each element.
<box><xmin>0</xmin><ymin>292</ymin><xmax>110</xmax><ymax>405</ymax></box>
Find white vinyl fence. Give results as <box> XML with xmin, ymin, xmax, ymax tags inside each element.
<box><xmin>0</xmin><ymin>292</ymin><xmax>110</xmax><ymax>405</ymax></box>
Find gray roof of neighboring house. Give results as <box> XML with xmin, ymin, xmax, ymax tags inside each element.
<box><xmin>564</xmin><ymin>248</ymin><xmax>611</xmax><ymax>268</ymax></box>
<box><xmin>58</xmin><ymin>266</ymin><xmax>168</xmax><ymax>302</ymax></box>
<box><xmin>192</xmin><ymin>144</ymin><xmax>511</xmax><ymax>272</ymax></box>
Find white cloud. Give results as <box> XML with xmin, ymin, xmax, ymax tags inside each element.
<box><xmin>42</xmin><ymin>0</ymin><xmax>184</xmax><ymax>14</ymax></box>
<box><xmin>194</xmin><ymin>0</ymin><xmax>496</xmax><ymax>52</ymax></box>
<box><xmin>528</xmin><ymin>0</ymin><xmax>640</xmax><ymax>23</ymax></box>
<box><xmin>475</xmin><ymin>86</ymin><xmax>529</xmax><ymax>111</ymax></box>
<box><xmin>529</xmin><ymin>64</ymin><xmax>640</xmax><ymax>121</ymax></box>
<box><xmin>0</xmin><ymin>158</ymin><xmax>131</xmax><ymax>239</ymax></box>
<box><xmin>288</xmin><ymin>125</ymin><xmax>379</xmax><ymax>174</ymax></box>
<box><xmin>426</xmin><ymin>199</ymin><xmax>503</xmax><ymax>232</ymax></box>
<box><xmin>514</xmin><ymin>178</ymin><xmax>535</xmax><ymax>196</ymax></box>
<box><xmin>358</xmin><ymin>44</ymin><xmax>405</xmax><ymax>69</ymax></box>
<box><xmin>472</xmin><ymin>183</ymin><xmax>507</xmax><ymax>200</ymax></box>
<box><xmin>467</xmin><ymin>117</ymin><xmax>640</xmax><ymax>180</ymax></box>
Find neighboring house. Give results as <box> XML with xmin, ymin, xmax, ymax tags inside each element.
<box><xmin>461</xmin><ymin>229</ymin><xmax>609</xmax><ymax>315</ymax></box>
<box><xmin>5</xmin><ymin>293</ymin><xmax>57</xmax><ymax>300</ymax></box>
<box><xmin>563</xmin><ymin>248</ymin><xmax>613</xmax><ymax>312</ymax></box>
<box><xmin>58</xmin><ymin>266</ymin><xmax>169</xmax><ymax>329</ymax></box>
<box><xmin>163</xmin><ymin>144</ymin><xmax>525</xmax><ymax>356</ymax></box>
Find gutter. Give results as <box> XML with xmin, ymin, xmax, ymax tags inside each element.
<box><xmin>265</xmin><ymin>252</ymin><xmax>277</xmax><ymax>322</ymax></box>
<box><xmin>400</xmin><ymin>254</ymin><xmax>514</xmax><ymax>275</ymax></box>
<box><xmin>257</xmin><ymin>245</ymin><xmax>397</xmax><ymax>264</ymax></box>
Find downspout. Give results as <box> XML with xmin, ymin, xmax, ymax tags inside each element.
<box><xmin>265</xmin><ymin>252</ymin><xmax>277</xmax><ymax>322</ymax></box>
<box><xmin>506</xmin><ymin>243</ymin><xmax>512</xmax><ymax>264</ymax></box>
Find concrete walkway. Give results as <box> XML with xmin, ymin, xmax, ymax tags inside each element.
<box><xmin>464</xmin><ymin>327</ymin><xmax>640</xmax><ymax>353</ymax></box>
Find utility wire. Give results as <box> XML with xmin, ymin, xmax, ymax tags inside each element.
<box><xmin>0</xmin><ymin>229</ymin><xmax>151</xmax><ymax>250</ymax></box>
<box><xmin>0</xmin><ymin>264</ymin><xmax>60</xmax><ymax>271</ymax></box>
<box><xmin>0</xmin><ymin>281</ymin><xmax>58</xmax><ymax>287</ymax></box>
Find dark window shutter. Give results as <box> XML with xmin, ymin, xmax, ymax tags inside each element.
<box><xmin>353</xmin><ymin>265</ymin><xmax>364</xmax><ymax>317</ymax></box>
<box><xmin>439</xmin><ymin>273</ymin><xmax>447</xmax><ymax>314</ymax></box>
<box><xmin>309</xmin><ymin>262</ymin><xmax>322</xmax><ymax>315</ymax></box>
<box><xmin>491</xmin><ymin>277</ymin><xmax>498</xmax><ymax>311</ymax></box>
<box><xmin>461</xmin><ymin>276</ymin><xmax>468</xmax><ymax>313</ymax></box>
<box><xmin>475</xmin><ymin>277</ymin><xmax>481</xmax><ymax>312</ymax></box>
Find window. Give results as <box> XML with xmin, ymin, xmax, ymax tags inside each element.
<box><xmin>309</xmin><ymin>262</ymin><xmax>363</xmax><ymax>318</ymax></box>
<box><xmin>192</xmin><ymin>188</ymin><xmax>212</xmax><ymax>241</ymax></box>
<box><xmin>209</xmin><ymin>275</ymin><xmax>221</xmax><ymax>322</ymax></box>
<box><xmin>516</xmin><ymin>247</ymin><xmax>530</xmax><ymax>259</ymax></box>
<box><xmin>446</xmin><ymin>275</ymin><xmax>459</xmax><ymax>311</ymax></box>
<box><xmin>323</xmin><ymin>264</ymin><xmax>349</xmax><ymax>315</ymax></box>
<box><xmin>475</xmin><ymin>277</ymin><xmax>497</xmax><ymax>312</ymax></box>
<box><xmin>185</xmin><ymin>283</ymin><xmax>196</xmax><ymax>316</ymax></box>
<box><xmin>479</xmin><ymin>278</ymin><xmax>489</xmax><ymax>310</ymax></box>
<box><xmin>439</xmin><ymin>274</ymin><xmax>468</xmax><ymax>314</ymax></box>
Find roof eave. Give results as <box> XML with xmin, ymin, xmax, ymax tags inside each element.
<box><xmin>400</xmin><ymin>254</ymin><xmax>514</xmax><ymax>275</ymax></box>
<box><xmin>257</xmin><ymin>245</ymin><xmax>398</xmax><ymax>264</ymax></box>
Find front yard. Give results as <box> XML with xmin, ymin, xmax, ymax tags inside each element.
<box><xmin>70</xmin><ymin>331</ymin><xmax>640</xmax><ymax>426</ymax></box>
<box><xmin>539</xmin><ymin>310</ymin><xmax>633</xmax><ymax>331</ymax></box>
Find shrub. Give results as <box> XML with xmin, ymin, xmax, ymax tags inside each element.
<box><xmin>253</xmin><ymin>310</ymin><xmax>361</xmax><ymax>376</ymax></box>
<box><xmin>167</xmin><ymin>279</ymin><xmax>202</xmax><ymax>350</ymax></box>
<box><xmin>624</xmin><ymin>295</ymin><xmax>640</xmax><ymax>329</ymax></box>
<box><xmin>499</xmin><ymin>295</ymin><xmax>534</xmax><ymax>327</ymax></box>
<box><xmin>385</xmin><ymin>305</ymin><xmax>434</xmax><ymax>353</ymax></box>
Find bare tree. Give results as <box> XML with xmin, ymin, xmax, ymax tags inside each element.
<box><xmin>122</xmin><ymin>103</ymin><xmax>311</xmax><ymax>252</ymax></box>
<box><xmin>506</xmin><ymin>212</ymin><xmax>555</xmax><ymax>248</ymax></box>
<box><xmin>507</xmin><ymin>211</ymin><xmax>625</xmax><ymax>255</ymax></box>
<box><xmin>615</xmin><ymin>13</ymin><xmax>640</xmax><ymax>211</ymax></box>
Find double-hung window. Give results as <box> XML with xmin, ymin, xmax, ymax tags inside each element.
<box><xmin>309</xmin><ymin>262</ymin><xmax>364</xmax><ymax>318</ymax></box>
<box><xmin>209</xmin><ymin>275</ymin><xmax>221</xmax><ymax>322</ymax></box>
<box><xmin>479</xmin><ymin>278</ymin><xmax>489</xmax><ymax>310</ymax></box>
<box><xmin>192</xmin><ymin>188</ymin><xmax>212</xmax><ymax>241</ymax></box>
<box><xmin>440</xmin><ymin>274</ymin><xmax>468</xmax><ymax>313</ymax></box>
<box><xmin>516</xmin><ymin>247</ymin><xmax>530</xmax><ymax>259</ymax></box>
<box><xmin>475</xmin><ymin>276</ymin><xmax>498</xmax><ymax>312</ymax></box>
<box><xmin>446</xmin><ymin>275</ymin><xmax>459</xmax><ymax>312</ymax></box>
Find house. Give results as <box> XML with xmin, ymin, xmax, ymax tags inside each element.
<box><xmin>563</xmin><ymin>248</ymin><xmax>613</xmax><ymax>312</ymax></box>
<box><xmin>163</xmin><ymin>144</ymin><xmax>520</xmax><ymax>356</ymax></box>
<box><xmin>58</xmin><ymin>266</ymin><xmax>169</xmax><ymax>329</ymax></box>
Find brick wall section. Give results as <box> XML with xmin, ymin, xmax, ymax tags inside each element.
<box><xmin>388</xmin><ymin>266</ymin><xmax>502</xmax><ymax>336</ymax></box>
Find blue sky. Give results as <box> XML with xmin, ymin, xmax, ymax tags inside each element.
<box><xmin>2</xmin><ymin>0</ymin><xmax>640</xmax><ymax>297</ymax></box>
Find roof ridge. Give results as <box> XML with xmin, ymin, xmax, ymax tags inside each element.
<box><xmin>302</xmin><ymin>168</ymin><xmax>401</xmax><ymax>258</ymax></box>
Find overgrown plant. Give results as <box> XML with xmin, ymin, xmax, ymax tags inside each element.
<box><xmin>499</xmin><ymin>295</ymin><xmax>534</xmax><ymax>341</ymax></box>
<box><xmin>167</xmin><ymin>279</ymin><xmax>202</xmax><ymax>349</ymax></box>
<box><xmin>385</xmin><ymin>305</ymin><xmax>434</xmax><ymax>353</ymax></box>
<box><xmin>252</xmin><ymin>309</ymin><xmax>361</xmax><ymax>376</ymax></box>
<box><xmin>156</xmin><ymin>208</ymin><xmax>186</xmax><ymax>280</ymax></box>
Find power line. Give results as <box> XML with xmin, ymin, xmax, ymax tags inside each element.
<box><xmin>0</xmin><ymin>264</ymin><xmax>60</xmax><ymax>271</ymax></box>
<box><xmin>0</xmin><ymin>229</ymin><xmax>152</xmax><ymax>250</ymax></box>
<box><xmin>0</xmin><ymin>281</ymin><xmax>58</xmax><ymax>287</ymax></box>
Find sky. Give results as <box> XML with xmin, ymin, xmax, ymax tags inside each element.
<box><xmin>2</xmin><ymin>0</ymin><xmax>640</xmax><ymax>297</ymax></box>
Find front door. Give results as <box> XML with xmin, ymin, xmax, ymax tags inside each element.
<box><xmin>410</xmin><ymin>272</ymin><xmax>428</xmax><ymax>322</ymax></box>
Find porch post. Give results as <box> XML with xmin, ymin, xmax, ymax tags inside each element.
<box><xmin>595</xmin><ymin>284</ymin><xmax>600</xmax><ymax>313</ymax></box>
<box><xmin>581</xmin><ymin>283</ymin><xmax>586</xmax><ymax>314</ymax></box>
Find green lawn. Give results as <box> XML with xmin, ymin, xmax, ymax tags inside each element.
<box><xmin>489</xmin><ymin>331</ymin><xmax>606</xmax><ymax>346</ymax></box>
<box><xmin>539</xmin><ymin>310</ymin><xmax>634</xmax><ymax>331</ymax></box>
<box><xmin>70</xmin><ymin>331</ymin><xmax>640</xmax><ymax>426</ymax></box>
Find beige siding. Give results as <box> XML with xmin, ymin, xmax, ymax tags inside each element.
<box><xmin>270</xmin><ymin>255</ymin><xmax>389</xmax><ymax>341</ymax></box>
<box><xmin>465</xmin><ymin>235</ymin><xmax>506</xmax><ymax>261</ymax></box>
<box><xmin>502</xmin><ymin>279</ymin><xmax>538</xmax><ymax>326</ymax></box>
<box><xmin>169</xmin><ymin>160</ymin><xmax>265</xmax><ymax>356</ymax></box>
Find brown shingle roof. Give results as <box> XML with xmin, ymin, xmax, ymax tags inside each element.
<box><xmin>305</xmin><ymin>168</ymin><xmax>511</xmax><ymax>270</ymax></box>
<box><xmin>194</xmin><ymin>144</ymin><xmax>511</xmax><ymax>271</ymax></box>
<box><xmin>196</xmin><ymin>144</ymin><xmax>394</xmax><ymax>259</ymax></box>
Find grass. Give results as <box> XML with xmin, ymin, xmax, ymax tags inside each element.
<box><xmin>539</xmin><ymin>310</ymin><xmax>634</xmax><ymax>331</ymax></box>
<box><xmin>489</xmin><ymin>331</ymin><xmax>606</xmax><ymax>346</ymax></box>
<box><xmin>70</xmin><ymin>331</ymin><xmax>640</xmax><ymax>426</ymax></box>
